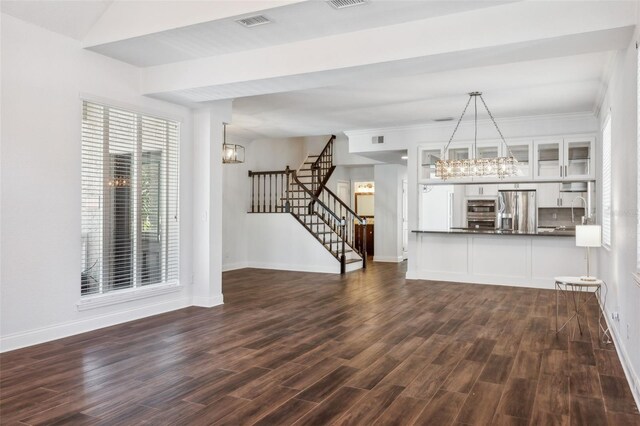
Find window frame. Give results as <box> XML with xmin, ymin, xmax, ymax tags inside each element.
<box><xmin>79</xmin><ymin>99</ymin><xmax>181</xmax><ymax>308</ymax></box>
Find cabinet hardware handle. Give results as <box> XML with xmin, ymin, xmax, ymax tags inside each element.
<box><xmin>560</xmin><ymin>165</ymin><xmax>563</xmax><ymax>177</ymax></box>
<box><xmin>565</xmin><ymin>165</ymin><xmax>567</xmax><ymax>176</ymax></box>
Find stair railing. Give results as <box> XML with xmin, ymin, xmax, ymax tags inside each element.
<box><xmin>317</xmin><ymin>186</ymin><xmax>367</xmax><ymax>269</ymax></box>
<box><xmin>311</xmin><ymin>135</ymin><xmax>336</xmax><ymax>193</ymax></box>
<box><xmin>248</xmin><ymin>166</ymin><xmax>291</xmax><ymax>213</ymax></box>
<box><xmin>291</xmin><ymin>171</ymin><xmax>348</xmax><ymax>274</ymax></box>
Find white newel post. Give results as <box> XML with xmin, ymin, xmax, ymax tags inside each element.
<box><xmin>192</xmin><ymin>101</ymin><xmax>232</xmax><ymax>307</ymax></box>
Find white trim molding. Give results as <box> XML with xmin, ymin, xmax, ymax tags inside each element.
<box><xmin>602</xmin><ymin>306</ymin><xmax>640</xmax><ymax>411</ymax></box>
<box><xmin>1</xmin><ymin>297</ymin><xmax>191</xmax><ymax>353</ymax></box>
<box><xmin>77</xmin><ymin>281</ymin><xmax>182</xmax><ymax>311</ymax></box>
<box><xmin>373</xmin><ymin>256</ymin><xmax>405</xmax><ymax>263</ymax></box>
<box><xmin>192</xmin><ymin>294</ymin><xmax>225</xmax><ymax>308</ymax></box>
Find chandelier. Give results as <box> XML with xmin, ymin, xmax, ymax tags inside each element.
<box><xmin>436</xmin><ymin>92</ymin><xmax>518</xmax><ymax>180</ymax></box>
<box><xmin>222</xmin><ymin>123</ymin><xmax>245</xmax><ymax>164</ymax></box>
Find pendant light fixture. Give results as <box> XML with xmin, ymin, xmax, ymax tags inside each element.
<box><xmin>435</xmin><ymin>92</ymin><xmax>518</xmax><ymax>180</ymax></box>
<box><xmin>222</xmin><ymin>122</ymin><xmax>245</xmax><ymax>164</ymax></box>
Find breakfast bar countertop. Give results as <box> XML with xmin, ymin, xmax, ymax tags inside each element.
<box><xmin>412</xmin><ymin>228</ymin><xmax>576</xmax><ymax>237</ymax></box>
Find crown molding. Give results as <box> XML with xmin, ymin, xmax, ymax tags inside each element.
<box><xmin>344</xmin><ymin>111</ymin><xmax>596</xmax><ymax>137</ymax></box>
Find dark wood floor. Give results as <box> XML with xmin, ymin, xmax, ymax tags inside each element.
<box><xmin>1</xmin><ymin>261</ymin><xmax>639</xmax><ymax>425</ymax></box>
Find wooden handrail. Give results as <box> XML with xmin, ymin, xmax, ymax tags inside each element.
<box><xmin>291</xmin><ymin>171</ymin><xmax>341</xmax><ymax>224</ymax></box>
<box><xmin>312</xmin><ymin>134</ymin><xmax>336</xmax><ymax>169</ymax></box>
<box><xmin>322</xmin><ymin>186</ymin><xmax>364</xmax><ymax>224</ymax></box>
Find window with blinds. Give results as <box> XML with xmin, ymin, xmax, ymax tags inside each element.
<box><xmin>602</xmin><ymin>114</ymin><xmax>612</xmax><ymax>248</ymax></box>
<box><xmin>81</xmin><ymin>101</ymin><xmax>180</xmax><ymax>296</ymax></box>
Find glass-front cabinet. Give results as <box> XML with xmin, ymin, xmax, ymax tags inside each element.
<box><xmin>419</xmin><ymin>147</ymin><xmax>443</xmax><ymax>181</ymax></box>
<box><xmin>564</xmin><ymin>136</ymin><xmax>595</xmax><ymax>179</ymax></box>
<box><xmin>534</xmin><ymin>139</ymin><xmax>563</xmax><ymax>180</ymax></box>
<box><xmin>418</xmin><ymin>135</ymin><xmax>594</xmax><ymax>183</ymax></box>
<box><xmin>507</xmin><ymin>142</ymin><xmax>533</xmax><ymax>180</ymax></box>
<box><xmin>533</xmin><ymin>136</ymin><xmax>595</xmax><ymax>180</ymax></box>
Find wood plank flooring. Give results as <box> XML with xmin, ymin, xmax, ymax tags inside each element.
<box><xmin>1</xmin><ymin>261</ymin><xmax>639</xmax><ymax>425</ymax></box>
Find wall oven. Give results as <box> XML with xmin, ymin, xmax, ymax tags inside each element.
<box><xmin>466</xmin><ymin>199</ymin><xmax>497</xmax><ymax>229</ymax></box>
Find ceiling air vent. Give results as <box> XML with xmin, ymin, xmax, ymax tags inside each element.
<box><xmin>327</xmin><ymin>0</ymin><xmax>367</xmax><ymax>9</ymax></box>
<box><xmin>434</xmin><ymin>117</ymin><xmax>455</xmax><ymax>122</ymax></box>
<box><xmin>372</xmin><ymin>136</ymin><xmax>384</xmax><ymax>144</ymax></box>
<box><xmin>235</xmin><ymin>15</ymin><xmax>271</xmax><ymax>28</ymax></box>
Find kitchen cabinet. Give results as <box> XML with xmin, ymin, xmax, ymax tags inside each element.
<box><xmin>563</xmin><ymin>136</ymin><xmax>595</xmax><ymax>179</ymax></box>
<box><xmin>418</xmin><ymin>146</ymin><xmax>443</xmax><ymax>182</ymax></box>
<box><xmin>497</xmin><ymin>183</ymin><xmax>537</xmax><ymax>190</ymax></box>
<box><xmin>537</xmin><ymin>183</ymin><xmax>586</xmax><ymax>207</ymax></box>
<box><xmin>537</xmin><ymin>183</ymin><xmax>562</xmax><ymax>208</ymax></box>
<box><xmin>465</xmin><ymin>184</ymin><xmax>498</xmax><ymax>197</ymax></box>
<box><xmin>534</xmin><ymin>139</ymin><xmax>563</xmax><ymax>180</ymax></box>
<box><xmin>533</xmin><ymin>137</ymin><xmax>595</xmax><ymax>180</ymax></box>
<box><xmin>507</xmin><ymin>142</ymin><xmax>533</xmax><ymax>180</ymax></box>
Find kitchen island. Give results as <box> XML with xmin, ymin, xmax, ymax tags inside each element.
<box><xmin>407</xmin><ymin>229</ymin><xmax>591</xmax><ymax>289</ymax></box>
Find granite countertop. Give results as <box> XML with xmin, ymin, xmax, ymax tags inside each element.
<box><xmin>412</xmin><ymin>228</ymin><xmax>576</xmax><ymax>237</ymax></box>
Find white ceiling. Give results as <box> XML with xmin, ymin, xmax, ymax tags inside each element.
<box><xmin>86</xmin><ymin>0</ymin><xmax>514</xmax><ymax>67</ymax></box>
<box><xmin>1</xmin><ymin>0</ymin><xmax>112</xmax><ymax>40</ymax></box>
<box><xmin>228</xmin><ymin>51</ymin><xmax>614</xmax><ymax>140</ymax></box>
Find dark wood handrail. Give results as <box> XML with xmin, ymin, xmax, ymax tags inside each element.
<box><xmin>322</xmin><ymin>186</ymin><xmax>364</xmax><ymax>224</ymax></box>
<box><xmin>248</xmin><ymin>169</ymin><xmax>290</xmax><ymax>176</ymax></box>
<box><xmin>312</xmin><ymin>134</ymin><xmax>336</xmax><ymax>169</ymax></box>
<box><xmin>291</xmin><ymin>171</ymin><xmax>341</xmax><ymax>224</ymax></box>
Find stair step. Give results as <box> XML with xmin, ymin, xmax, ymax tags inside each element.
<box><xmin>345</xmin><ymin>259</ymin><xmax>362</xmax><ymax>264</ymax></box>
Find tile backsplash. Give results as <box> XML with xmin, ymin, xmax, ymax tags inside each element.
<box><xmin>538</xmin><ymin>207</ymin><xmax>585</xmax><ymax>227</ymax></box>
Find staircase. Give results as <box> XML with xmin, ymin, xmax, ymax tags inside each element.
<box><xmin>248</xmin><ymin>135</ymin><xmax>367</xmax><ymax>274</ymax></box>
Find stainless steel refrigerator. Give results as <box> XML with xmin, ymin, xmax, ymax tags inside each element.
<box><xmin>497</xmin><ymin>190</ymin><xmax>537</xmax><ymax>232</ymax></box>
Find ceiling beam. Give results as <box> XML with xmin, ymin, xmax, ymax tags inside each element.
<box><xmin>140</xmin><ymin>1</ymin><xmax>636</xmax><ymax>102</ymax></box>
<box><xmin>82</xmin><ymin>0</ymin><xmax>305</xmax><ymax>47</ymax></box>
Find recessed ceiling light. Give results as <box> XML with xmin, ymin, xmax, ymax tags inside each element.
<box><xmin>327</xmin><ymin>0</ymin><xmax>367</xmax><ymax>10</ymax></box>
<box><xmin>434</xmin><ymin>117</ymin><xmax>455</xmax><ymax>122</ymax></box>
<box><xmin>401</xmin><ymin>155</ymin><xmax>408</xmax><ymax>160</ymax></box>
<box><xmin>235</xmin><ymin>15</ymin><xmax>271</xmax><ymax>28</ymax></box>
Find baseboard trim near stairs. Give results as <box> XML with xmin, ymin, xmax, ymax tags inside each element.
<box><xmin>247</xmin><ymin>261</ymin><xmax>337</xmax><ymax>274</ymax></box>
<box><xmin>373</xmin><ymin>255</ymin><xmax>405</xmax><ymax>263</ymax></box>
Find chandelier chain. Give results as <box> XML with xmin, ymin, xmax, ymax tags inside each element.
<box><xmin>478</xmin><ymin>95</ymin><xmax>516</xmax><ymax>159</ymax></box>
<box><xmin>442</xmin><ymin>95</ymin><xmax>473</xmax><ymax>154</ymax></box>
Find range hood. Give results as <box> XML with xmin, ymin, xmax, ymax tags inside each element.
<box><xmin>560</xmin><ymin>182</ymin><xmax>588</xmax><ymax>192</ymax></box>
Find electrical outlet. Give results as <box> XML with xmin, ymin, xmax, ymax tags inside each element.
<box><xmin>612</xmin><ymin>312</ymin><xmax>620</xmax><ymax>321</ymax></box>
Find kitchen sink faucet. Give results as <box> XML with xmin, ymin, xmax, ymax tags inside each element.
<box><xmin>571</xmin><ymin>196</ymin><xmax>587</xmax><ymax>224</ymax></box>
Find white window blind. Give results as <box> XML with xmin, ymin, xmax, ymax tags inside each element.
<box><xmin>81</xmin><ymin>101</ymin><xmax>179</xmax><ymax>296</ymax></box>
<box><xmin>602</xmin><ymin>114</ymin><xmax>612</xmax><ymax>248</ymax></box>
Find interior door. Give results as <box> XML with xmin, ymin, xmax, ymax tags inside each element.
<box><xmin>336</xmin><ymin>181</ymin><xmax>350</xmax><ymax>206</ymax></box>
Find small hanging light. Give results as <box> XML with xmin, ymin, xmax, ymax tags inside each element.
<box><xmin>435</xmin><ymin>92</ymin><xmax>519</xmax><ymax>180</ymax></box>
<box><xmin>222</xmin><ymin>123</ymin><xmax>245</xmax><ymax>164</ymax></box>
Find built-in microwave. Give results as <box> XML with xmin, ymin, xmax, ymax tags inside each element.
<box><xmin>466</xmin><ymin>199</ymin><xmax>497</xmax><ymax>229</ymax></box>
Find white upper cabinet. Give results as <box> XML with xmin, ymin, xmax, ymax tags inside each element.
<box><xmin>506</xmin><ymin>141</ymin><xmax>533</xmax><ymax>180</ymax></box>
<box><xmin>534</xmin><ymin>139</ymin><xmax>564</xmax><ymax>180</ymax></box>
<box><xmin>533</xmin><ymin>136</ymin><xmax>595</xmax><ymax>180</ymax></box>
<box><xmin>563</xmin><ymin>136</ymin><xmax>595</xmax><ymax>179</ymax></box>
<box><xmin>418</xmin><ymin>134</ymin><xmax>595</xmax><ymax>183</ymax></box>
<box><xmin>418</xmin><ymin>146</ymin><xmax>443</xmax><ymax>182</ymax></box>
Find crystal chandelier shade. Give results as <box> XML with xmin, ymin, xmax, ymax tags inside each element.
<box><xmin>435</xmin><ymin>92</ymin><xmax>518</xmax><ymax>180</ymax></box>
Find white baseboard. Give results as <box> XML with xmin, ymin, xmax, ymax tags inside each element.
<box><xmin>247</xmin><ymin>261</ymin><xmax>337</xmax><ymax>274</ymax></box>
<box><xmin>192</xmin><ymin>294</ymin><xmax>225</xmax><ymax>308</ymax></box>
<box><xmin>603</xmin><ymin>307</ymin><xmax>640</xmax><ymax>411</ymax></box>
<box><xmin>222</xmin><ymin>262</ymin><xmax>249</xmax><ymax>272</ymax></box>
<box><xmin>373</xmin><ymin>256</ymin><xmax>404</xmax><ymax>263</ymax></box>
<box><xmin>0</xmin><ymin>296</ymin><xmax>191</xmax><ymax>353</ymax></box>
<box><xmin>405</xmin><ymin>270</ymin><xmax>555</xmax><ymax>290</ymax></box>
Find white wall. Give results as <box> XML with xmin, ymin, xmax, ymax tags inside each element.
<box><xmin>0</xmin><ymin>15</ymin><xmax>194</xmax><ymax>351</ymax></box>
<box><xmin>222</xmin><ymin>136</ymin><xmax>307</xmax><ymax>271</ymax></box>
<box><xmin>374</xmin><ymin>164</ymin><xmax>407</xmax><ymax>262</ymax></box>
<box><xmin>246</xmin><ymin>214</ymin><xmax>340</xmax><ymax>273</ymax></box>
<box><xmin>597</xmin><ymin>15</ymin><xmax>640</xmax><ymax>406</ymax></box>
